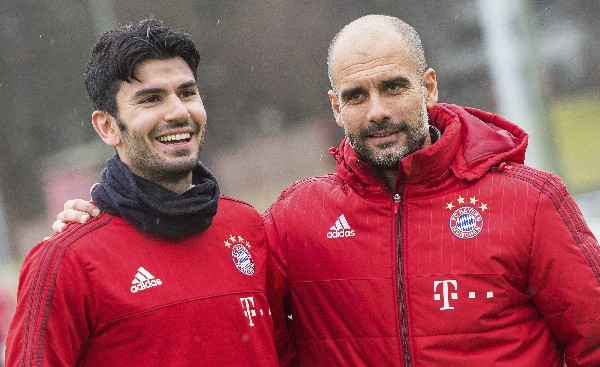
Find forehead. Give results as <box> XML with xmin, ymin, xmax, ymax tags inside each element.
<box><xmin>117</xmin><ymin>57</ymin><xmax>195</xmax><ymax>97</ymax></box>
<box><xmin>133</xmin><ymin>57</ymin><xmax>194</xmax><ymax>81</ymax></box>
<box><xmin>330</xmin><ymin>29</ymin><xmax>418</xmax><ymax>88</ymax></box>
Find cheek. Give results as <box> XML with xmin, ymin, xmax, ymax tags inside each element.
<box><xmin>339</xmin><ymin>106</ymin><xmax>365</xmax><ymax>130</ymax></box>
<box><xmin>123</xmin><ymin>111</ymin><xmax>155</xmax><ymax>132</ymax></box>
<box><xmin>197</xmin><ymin>109</ymin><xmax>208</xmax><ymax>125</ymax></box>
<box><xmin>188</xmin><ymin>102</ymin><xmax>207</xmax><ymax>122</ymax></box>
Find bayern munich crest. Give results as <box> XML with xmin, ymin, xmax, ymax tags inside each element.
<box><xmin>224</xmin><ymin>235</ymin><xmax>255</xmax><ymax>276</ymax></box>
<box><xmin>445</xmin><ymin>195</ymin><xmax>488</xmax><ymax>239</ymax></box>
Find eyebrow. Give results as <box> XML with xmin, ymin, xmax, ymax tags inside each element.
<box><xmin>339</xmin><ymin>75</ymin><xmax>413</xmax><ymax>101</ymax></box>
<box><xmin>132</xmin><ymin>80</ymin><xmax>198</xmax><ymax>98</ymax></box>
<box><xmin>179</xmin><ymin>80</ymin><xmax>198</xmax><ymax>90</ymax></box>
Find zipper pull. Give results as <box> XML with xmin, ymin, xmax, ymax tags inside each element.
<box><xmin>393</xmin><ymin>193</ymin><xmax>401</xmax><ymax>215</ymax></box>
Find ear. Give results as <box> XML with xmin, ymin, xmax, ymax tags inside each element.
<box><xmin>328</xmin><ymin>90</ymin><xmax>344</xmax><ymax>127</ymax></box>
<box><xmin>423</xmin><ymin>68</ymin><xmax>439</xmax><ymax>108</ymax></box>
<box><xmin>91</xmin><ymin>111</ymin><xmax>121</xmax><ymax>147</ymax></box>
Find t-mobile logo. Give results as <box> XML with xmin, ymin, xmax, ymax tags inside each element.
<box><xmin>240</xmin><ymin>297</ymin><xmax>257</xmax><ymax>326</ymax></box>
<box><xmin>240</xmin><ymin>297</ymin><xmax>272</xmax><ymax>326</ymax></box>
<box><xmin>433</xmin><ymin>280</ymin><xmax>494</xmax><ymax>310</ymax></box>
<box><xmin>434</xmin><ymin>280</ymin><xmax>458</xmax><ymax>310</ymax></box>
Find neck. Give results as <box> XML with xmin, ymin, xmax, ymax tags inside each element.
<box><xmin>132</xmin><ymin>169</ymin><xmax>193</xmax><ymax>195</ymax></box>
<box><xmin>158</xmin><ymin>178</ymin><xmax>193</xmax><ymax>195</ymax></box>
<box><xmin>377</xmin><ymin>128</ymin><xmax>434</xmax><ymax>192</ymax></box>
<box><xmin>374</xmin><ymin>169</ymin><xmax>398</xmax><ymax>192</ymax></box>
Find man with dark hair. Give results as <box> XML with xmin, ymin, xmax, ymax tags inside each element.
<box><xmin>5</xmin><ymin>19</ymin><xmax>278</xmax><ymax>366</ymax></box>
<box><xmin>50</xmin><ymin>14</ymin><xmax>600</xmax><ymax>366</ymax></box>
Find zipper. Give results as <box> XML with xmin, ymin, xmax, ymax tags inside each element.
<box><xmin>394</xmin><ymin>192</ymin><xmax>412</xmax><ymax>367</ymax></box>
<box><xmin>356</xmin><ymin>157</ymin><xmax>412</xmax><ymax>365</ymax></box>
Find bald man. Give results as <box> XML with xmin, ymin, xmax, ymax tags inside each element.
<box><xmin>264</xmin><ymin>14</ymin><xmax>600</xmax><ymax>366</ymax></box>
<box><xmin>52</xmin><ymin>15</ymin><xmax>600</xmax><ymax>366</ymax></box>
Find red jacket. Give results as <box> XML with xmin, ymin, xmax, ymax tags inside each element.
<box><xmin>264</xmin><ymin>103</ymin><xmax>600</xmax><ymax>366</ymax></box>
<box><xmin>6</xmin><ymin>196</ymin><xmax>278</xmax><ymax>367</ymax></box>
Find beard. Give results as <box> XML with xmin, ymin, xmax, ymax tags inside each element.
<box><xmin>116</xmin><ymin>118</ymin><xmax>203</xmax><ymax>183</ymax></box>
<box><xmin>346</xmin><ymin>96</ymin><xmax>429</xmax><ymax>171</ymax></box>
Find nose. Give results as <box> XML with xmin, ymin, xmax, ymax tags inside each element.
<box><xmin>366</xmin><ymin>94</ymin><xmax>392</xmax><ymax>124</ymax></box>
<box><xmin>164</xmin><ymin>94</ymin><xmax>190</xmax><ymax>122</ymax></box>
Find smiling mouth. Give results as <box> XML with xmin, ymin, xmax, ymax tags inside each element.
<box><xmin>157</xmin><ymin>133</ymin><xmax>192</xmax><ymax>144</ymax></box>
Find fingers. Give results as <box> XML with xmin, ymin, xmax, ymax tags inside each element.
<box><xmin>51</xmin><ymin>219</ymin><xmax>68</xmax><ymax>234</ymax></box>
<box><xmin>63</xmin><ymin>199</ymin><xmax>101</xmax><ymax>217</ymax></box>
<box><xmin>52</xmin><ymin>200</ymin><xmax>102</xmax><ymax>234</ymax></box>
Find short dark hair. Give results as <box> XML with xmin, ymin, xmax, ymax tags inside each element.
<box><xmin>84</xmin><ymin>19</ymin><xmax>201</xmax><ymax>116</ymax></box>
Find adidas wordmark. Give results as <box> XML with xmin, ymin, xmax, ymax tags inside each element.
<box><xmin>131</xmin><ymin>267</ymin><xmax>163</xmax><ymax>293</ymax></box>
<box><xmin>327</xmin><ymin>214</ymin><xmax>356</xmax><ymax>238</ymax></box>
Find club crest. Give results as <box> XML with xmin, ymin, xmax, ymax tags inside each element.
<box><xmin>224</xmin><ymin>235</ymin><xmax>255</xmax><ymax>276</ymax></box>
<box><xmin>445</xmin><ymin>195</ymin><xmax>488</xmax><ymax>239</ymax></box>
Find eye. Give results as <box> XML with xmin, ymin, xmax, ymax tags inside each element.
<box><xmin>349</xmin><ymin>92</ymin><xmax>364</xmax><ymax>100</ymax></box>
<box><xmin>387</xmin><ymin>83</ymin><xmax>403</xmax><ymax>93</ymax></box>
<box><xmin>342</xmin><ymin>90</ymin><xmax>367</xmax><ymax>104</ymax></box>
<box><xmin>179</xmin><ymin>89</ymin><xmax>198</xmax><ymax>98</ymax></box>
<box><xmin>383</xmin><ymin>78</ymin><xmax>411</xmax><ymax>94</ymax></box>
<box><xmin>140</xmin><ymin>95</ymin><xmax>160</xmax><ymax>104</ymax></box>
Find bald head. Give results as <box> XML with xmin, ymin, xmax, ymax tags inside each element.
<box><xmin>327</xmin><ymin>15</ymin><xmax>427</xmax><ymax>90</ymax></box>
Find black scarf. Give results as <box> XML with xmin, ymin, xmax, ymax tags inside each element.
<box><xmin>91</xmin><ymin>155</ymin><xmax>219</xmax><ymax>238</ymax></box>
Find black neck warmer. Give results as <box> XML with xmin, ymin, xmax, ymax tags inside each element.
<box><xmin>91</xmin><ymin>155</ymin><xmax>220</xmax><ymax>238</ymax></box>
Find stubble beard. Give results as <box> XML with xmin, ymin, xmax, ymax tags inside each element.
<box><xmin>346</xmin><ymin>96</ymin><xmax>429</xmax><ymax>171</ymax></box>
<box><xmin>117</xmin><ymin>118</ymin><xmax>203</xmax><ymax>183</ymax></box>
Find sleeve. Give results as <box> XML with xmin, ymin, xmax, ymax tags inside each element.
<box><xmin>0</xmin><ymin>286</ymin><xmax>12</xmax><ymax>367</ymax></box>
<box><xmin>528</xmin><ymin>174</ymin><xmax>600</xmax><ymax>366</ymax></box>
<box><xmin>263</xmin><ymin>206</ymin><xmax>299</xmax><ymax>367</ymax></box>
<box><xmin>5</xmin><ymin>239</ymin><xmax>96</xmax><ymax>367</ymax></box>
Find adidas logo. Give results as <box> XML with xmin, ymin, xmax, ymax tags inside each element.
<box><xmin>327</xmin><ymin>214</ymin><xmax>356</xmax><ymax>239</ymax></box>
<box><xmin>130</xmin><ymin>267</ymin><xmax>163</xmax><ymax>293</ymax></box>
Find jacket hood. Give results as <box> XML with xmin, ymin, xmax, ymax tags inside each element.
<box><xmin>330</xmin><ymin>103</ymin><xmax>528</xmax><ymax>190</ymax></box>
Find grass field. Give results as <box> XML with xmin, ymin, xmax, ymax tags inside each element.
<box><xmin>549</xmin><ymin>91</ymin><xmax>600</xmax><ymax>194</ymax></box>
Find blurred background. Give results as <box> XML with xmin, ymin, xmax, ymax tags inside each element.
<box><xmin>0</xmin><ymin>0</ymin><xmax>599</xmax><ymax>354</ymax></box>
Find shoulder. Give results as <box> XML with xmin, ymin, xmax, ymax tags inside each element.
<box><xmin>492</xmin><ymin>162</ymin><xmax>567</xmax><ymax>197</ymax></box>
<box><xmin>29</xmin><ymin>213</ymin><xmax>116</xmax><ymax>267</ymax></box>
<box><xmin>262</xmin><ymin>174</ymin><xmax>344</xmax><ymax>225</ymax></box>
<box><xmin>17</xmin><ymin>214</ymin><xmax>116</xmax><ymax>298</ymax></box>
<box><xmin>215</xmin><ymin>194</ymin><xmax>263</xmax><ymax>224</ymax></box>
<box><xmin>218</xmin><ymin>194</ymin><xmax>257</xmax><ymax>210</ymax></box>
<box><xmin>39</xmin><ymin>212</ymin><xmax>114</xmax><ymax>250</ymax></box>
<box><xmin>274</xmin><ymin>174</ymin><xmax>343</xmax><ymax>204</ymax></box>
<box><xmin>492</xmin><ymin>163</ymin><xmax>591</xmax><ymax>236</ymax></box>
<box><xmin>218</xmin><ymin>194</ymin><xmax>260</xmax><ymax>215</ymax></box>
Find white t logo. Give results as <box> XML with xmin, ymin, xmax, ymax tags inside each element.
<box><xmin>240</xmin><ymin>297</ymin><xmax>256</xmax><ymax>326</ymax></box>
<box><xmin>434</xmin><ymin>280</ymin><xmax>458</xmax><ymax>310</ymax></box>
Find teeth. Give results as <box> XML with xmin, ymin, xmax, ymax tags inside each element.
<box><xmin>158</xmin><ymin>133</ymin><xmax>191</xmax><ymax>142</ymax></box>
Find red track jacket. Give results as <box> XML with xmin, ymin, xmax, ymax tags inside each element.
<box><xmin>264</xmin><ymin>103</ymin><xmax>600</xmax><ymax>366</ymax></box>
<box><xmin>6</xmin><ymin>196</ymin><xmax>278</xmax><ymax>367</ymax></box>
